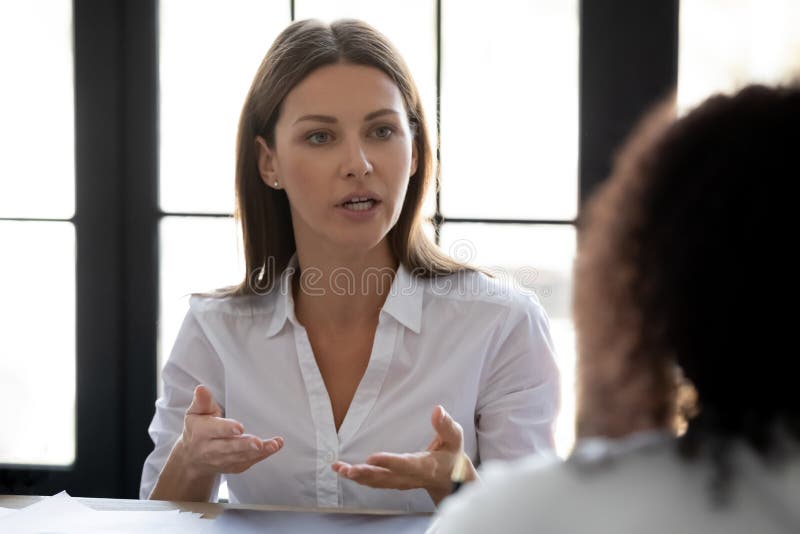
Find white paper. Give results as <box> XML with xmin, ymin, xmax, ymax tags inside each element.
<box><xmin>0</xmin><ymin>492</ymin><xmax>431</xmax><ymax>533</ymax></box>
<box><xmin>0</xmin><ymin>491</ymin><xmax>207</xmax><ymax>533</ymax></box>
<box><xmin>0</xmin><ymin>507</ymin><xmax>19</xmax><ymax>518</ymax></box>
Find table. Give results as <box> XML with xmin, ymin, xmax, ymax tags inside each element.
<box><xmin>0</xmin><ymin>494</ymin><xmax>424</xmax><ymax>519</ymax></box>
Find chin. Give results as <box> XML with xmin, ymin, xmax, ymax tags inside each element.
<box><xmin>329</xmin><ymin>229</ymin><xmax>389</xmax><ymax>252</ymax></box>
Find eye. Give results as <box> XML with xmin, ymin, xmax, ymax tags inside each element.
<box><xmin>307</xmin><ymin>131</ymin><xmax>332</xmax><ymax>145</ymax></box>
<box><xmin>372</xmin><ymin>126</ymin><xmax>394</xmax><ymax>139</ymax></box>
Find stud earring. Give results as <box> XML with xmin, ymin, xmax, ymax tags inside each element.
<box><xmin>274</xmin><ymin>180</ymin><xmax>279</xmax><ymax>188</ymax></box>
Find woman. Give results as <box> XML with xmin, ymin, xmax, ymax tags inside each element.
<box><xmin>140</xmin><ymin>19</ymin><xmax>560</xmax><ymax>512</ymax></box>
<box><xmin>432</xmin><ymin>84</ymin><xmax>800</xmax><ymax>531</ymax></box>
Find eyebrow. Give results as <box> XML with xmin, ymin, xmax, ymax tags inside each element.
<box><xmin>292</xmin><ymin>108</ymin><xmax>400</xmax><ymax>126</ymax></box>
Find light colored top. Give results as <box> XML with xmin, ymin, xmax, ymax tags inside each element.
<box><xmin>431</xmin><ymin>431</ymin><xmax>800</xmax><ymax>533</ymax></box>
<box><xmin>140</xmin><ymin>256</ymin><xmax>560</xmax><ymax>512</ymax></box>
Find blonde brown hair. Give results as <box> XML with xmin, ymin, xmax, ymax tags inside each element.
<box><xmin>223</xmin><ymin>18</ymin><xmax>472</xmax><ymax>296</ymax></box>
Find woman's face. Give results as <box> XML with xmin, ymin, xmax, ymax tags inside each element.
<box><xmin>256</xmin><ymin>62</ymin><xmax>418</xmax><ymax>255</ymax></box>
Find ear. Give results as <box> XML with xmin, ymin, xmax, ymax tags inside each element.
<box><xmin>255</xmin><ymin>136</ymin><xmax>279</xmax><ymax>188</ymax></box>
<box><xmin>410</xmin><ymin>140</ymin><xmax>418</xmax><ymax>178</ymax></box>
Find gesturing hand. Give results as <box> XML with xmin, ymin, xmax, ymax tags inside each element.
<box><xmin>179</xmin><ymin>385</ymin><xmax>284</xmax><ymax>478</ymax></box>
<box><xmin>331</xmin><ymin>405</ymin><xmax>478</xmax><ymax>505</ymax></box>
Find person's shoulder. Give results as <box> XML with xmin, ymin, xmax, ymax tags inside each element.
<box><xmin>420</xmin><ymin>268</ymin><xmax>544</xmax><ymax>314</ymax></box>
<box><xmin>435</xmin><ymin>441</ymin><xmax>683</xmax><ymax>534</ymax></box>
<box><xmin>433</xmin><ymin>454</ymin><xmax>566</xmax><ymax>533</ymax></box>
<box><xmin>188</xmin><ymin>289</ymin><xmax>277</xmax><ymax>318</ymax></box>
<box><xmin>479</xmin><ymin>452</ymin><xmax>564</xmax><ymax>487</ymax></box>
<box><xmin>439</xmin><ymin>433</ymin><xmax>683</xmax><ymax>524</ymax></box>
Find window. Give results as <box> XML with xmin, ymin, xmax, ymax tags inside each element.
<box><xmin>440</xmin><ymin>0</ymin><xmax>578</xmax><ymax>455</ymax></box>
<box><xmin>0</xmin><ymin>0</ymin><xmax>75</xmax><ymax>467</ymax></box>
<box><xmin>678</xmin><ymin>0</ymin><xmax>800</xmax><ymax>110</ymax></box>
<box><xmin>158</xmin><ymin>1</ymin><xmax>289</xmax><ymax>377</ymax></box>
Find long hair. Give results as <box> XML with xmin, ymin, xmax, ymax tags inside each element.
<box><xmin>221</xmin><ymin>19</ymin><xmax>472</xmax><ymax>296</ymax></box>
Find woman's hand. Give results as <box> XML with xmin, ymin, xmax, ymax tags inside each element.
<box><xmin>179</xmin><ymin>385</ymin><xmax>284</xmax><ymax>478</ymax></box>
<box><xmin>149</xmin><ymin>385</ymin><xmax>284</xmax><ymax>501</ymax></box>
<box><xmin>331</xmin><ymin>406</ymin><xmax>478</xmax><ymax>506</ymax></box>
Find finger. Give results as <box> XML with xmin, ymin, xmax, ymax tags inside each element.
<box><xmin>365</xmin><ymin>452</ymin><xmax>426</xmax><ymax>475</ymax></box>
<box><xmin>430</xmin><ymin>405</ymin><xmax>463</xmax><ymax>449</ymax></box>
<box><xmin>206</xmin><ymin>436</ymin><xmax>285</xmax><ymax>472</ymax></box>
<box><xmin>425</xmin><ymin>435</ymin><xmax>442</xmax><ymax>452</ymax></box>
<box><xmin>223</xmin><ymin>436</ymin><xmax>283</xmax><ymax>459</ymax></box>
<box><xmin>331</xmin><ymin>461</ymin><xmax>350</xmax><ymax>477</ymax></box>
<box><xmin>187</xmin><ymin>385</ymin><xmax>222</xmax><ymax>416</ymax></box>
<box><xmin>259</xmin><ymin>436</ymin><xmax>284</xmax><ymax>455</ymax></box>
<box><xmin>233</xmin><ymin>437</ymin><xmax>284</xmax><ymax>472</ymax></box>
<box><xmin>206</xmin><ymin>435</ymin><xmax>263</xmax><ymax>457</ymax></box>
<box><xmin>333</xmin><ymin>463</ymin><xmax>419</xmax><ymax>490</ymax></box>
<box><xmin>187</xmin><ymin>415</ymin><xmax>244</xmax><ymax>439</ymax></box>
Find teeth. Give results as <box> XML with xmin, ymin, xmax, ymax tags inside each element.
<box><xmin>343</xmin><ymin>200</ymin><xmax>375</xmax><ymax>211</ymax></box>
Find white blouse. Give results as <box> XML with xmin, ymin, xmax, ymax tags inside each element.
<box><xmin>140</xmin><ymin>257</ymin><xmax>560</xmax><ymax>512</ymax></box>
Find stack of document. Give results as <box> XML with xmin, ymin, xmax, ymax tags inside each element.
<box><xmin>0</xmin><ymin>492</ymin><xmax>207</xmax><ymax>533</ymax></box>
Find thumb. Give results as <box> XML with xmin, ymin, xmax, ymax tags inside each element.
<box><xmin>430</xmin><ymin>405</ymin><xmax>463</xmax><ymax>450</ymax></box>
<box><xmin>187</xmin><ymin>385</ymin><xmax>222</xmax><ymax>416</ymax></box>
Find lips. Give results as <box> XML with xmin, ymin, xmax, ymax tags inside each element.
<box><xmin>341</xmin><ymin>199</ymin><xmax>378</xmax><ymax>213</ymax></box>
<box><xmin>336</xmin><ymin>191</ymin><xmax>383</xmax><ymax>206</ymax></box>
<box><xmin>341</xmin><ymin>196</ymin><xmax>379</xmax><ymax>207</ymax></box>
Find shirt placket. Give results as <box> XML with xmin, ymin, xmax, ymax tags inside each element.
<box><xmin>292</xmin><ymin>323</ymin><xmax>341</xmax><ymax>507</ymax></box>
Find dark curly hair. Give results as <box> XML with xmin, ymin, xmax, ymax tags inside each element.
<box><xmin>573</xmin><ymin>84</ymin><xmax>800</xmax><ymax>494</ymax></box>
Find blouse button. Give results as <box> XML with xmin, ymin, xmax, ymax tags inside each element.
<box><xmin>324</xmin><ymin>451</ymin><xmax>335</xmax><ymax>462</ymax></box>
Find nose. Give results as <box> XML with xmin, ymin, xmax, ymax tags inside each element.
<box><xmin>339</xmin><ymin>138</ymin><xmax>373</xmax><ymax>179</ymax></box>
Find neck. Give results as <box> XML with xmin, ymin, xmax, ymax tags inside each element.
<box><xmin>292</xmin><ymin>239</ymin><xmax>398</xmax><ymax>331</ymax></box>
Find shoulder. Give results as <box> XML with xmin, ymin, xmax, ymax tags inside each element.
<box><xmin>433</xmin><ymin>454</ymin><xmax>566</xmax><ymax>533</ymax></box>
<box><xmin>187</xmin><ymin>290</ymin><xmax>278</xmax><ymax>326</ymax></box>
<box><xmin>435</xmin><ymin>439</ymin><xmax>682</xmax><ymax>534</ymax></box>
<box><xmin>420</xmin><ymin>268</ymin><xmax>546</xmax><ymax>320</ymax></box>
